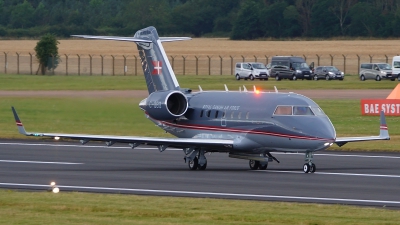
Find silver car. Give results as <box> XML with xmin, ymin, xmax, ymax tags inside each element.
<box><xmin>235</xmin><ymin>62</ymin><xmax>269</xmax><ymax>80</ymax></box>
<box><xmin>313</xmin><ymin>66</ymin><xmax>344</xmax><ymax>81</ymax></box>
<box><xmin>359</xmin><ymin>63</ymin><xmax>394</xmax><ymax>81</ymax></box>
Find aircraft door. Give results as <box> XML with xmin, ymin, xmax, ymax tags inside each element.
<box><xmin>221</xmin><ymin>111</ymin><xmax>227</xmax><ymax>127</ymax></box>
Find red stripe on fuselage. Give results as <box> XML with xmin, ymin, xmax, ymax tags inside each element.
<box><xmin>157</xmin><ymin>119</ymin><xmax>332</xmax><ymax>141</ymax></box>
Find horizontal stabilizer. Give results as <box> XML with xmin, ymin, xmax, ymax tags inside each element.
<box><xmin>71</xmin><ymin>35</ymin><xmax>152</xmax><ymax>43</ymax></box>
<box><xmin>159</xmin><ymin>37</ymin><xmax>192</xmax><ymax>42</ymax></box>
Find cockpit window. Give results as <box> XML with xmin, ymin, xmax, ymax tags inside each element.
<box><xmin>274</xmin><ymin>106</ymin><xmax>292</xmax><ymax>115</ymax></box>
<box><xmin>274</xmin><ymin>105</ymin><xmax>319</xmax><ymax>116</ymax></box>
<box><xmin>293</xmin><ymin>106</ymin><xmax>314</xmax><ymax>115</ymax></box>
<box><xmin>311</xmin><ymin>107</ymin><xmax>326</xmax><ymax>116</ymax></box>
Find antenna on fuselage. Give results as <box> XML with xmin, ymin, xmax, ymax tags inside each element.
<box><xmin>198</xmin><ymin>85</ymin><xmax>203</xmax><ymax>92</ymax></box>
<box><xmin>239</xmin><ymin>86</ymin><xmax>241</xmax><ymax>92</ymax></box>
<box><xmin>253</xmin><ymin>85</ymin><xmax>256</xmax><ymax>92</ymax></box>
<box><xmin>224</xmin><ymin>84</ymin><xmax>229</xmax><ymax>91</ymax></box>
<box><xmin>243</xmin><ymin>85</ymin><xmax>248</xmax><ymax>92</ymax></box>
<box><xmin>274</xmin><ymin>86</ymin><xmax>278</xmax><ymax>93</ymax></box>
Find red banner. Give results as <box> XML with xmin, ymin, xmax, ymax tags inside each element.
<box><xmin>361</xmin><ymin>99</ymin><xmax>400</xmax><ymax>115</ymax></box>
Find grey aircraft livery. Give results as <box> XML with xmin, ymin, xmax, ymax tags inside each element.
<box><xmin>12</xmin><ymin>26</ymin><xmax>390</xmax><ymax>173</ymax></box>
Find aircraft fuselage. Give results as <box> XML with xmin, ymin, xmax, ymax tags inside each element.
<box><xmin>146</xmin><ymin>91</ymin><xmax>336</xmax><ymax>154</ymax></box>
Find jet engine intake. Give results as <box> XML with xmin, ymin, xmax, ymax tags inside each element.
<box><xmin>141</xmin><ymin>90</ymin><xmax>188</xmax><ymax>120</ymax></box>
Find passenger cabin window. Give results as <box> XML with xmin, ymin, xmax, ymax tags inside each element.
<box><xmin>200</xmin><ymin>110</ymin><xmax>203</xmax><ymax>117</ymax></box>
<box><xmin>207</xmin><ymin>110</ymin><xmax>211</xmax><ymax>117</ymax></box>
<box><xmin>274</xmin><ymin>106</ymin><xmax>292</xmax><ymax>115</ymax></box>
<box><xmin>246</xmin><ymin>112</ymin><xmax>250</xmax><ymax>119</ymax></box>
<box><xmin>238</xmin><ymin>112</ymin><xmax>242</xmax><ymax>119</ymax></box>
<box><xmin>215</xmin><ymin>111</ymin><xmax>219</xmax><ymax>118</ymax></box>
<box><xmin>230</xmin><ymin>111</ymin><xmax>234</xmax><ymax>119</ymax></box>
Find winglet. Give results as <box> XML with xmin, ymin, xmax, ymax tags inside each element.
<box><xmin>379</xmin><ymin>110</ymin><xmax>389</xmax><ymax>139</ymax></box>
<box><xmin>11</xmin><ymin>107</ymin><xmax>28</xmax><ymax>135</ymax></box>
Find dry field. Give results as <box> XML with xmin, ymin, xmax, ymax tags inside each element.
<box><xmin>1</xmin><ymin>38</ymin><xmax>399</xmax><ymax>75</ymax></box>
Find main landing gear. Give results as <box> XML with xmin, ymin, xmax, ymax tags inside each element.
<box><xmin>184</xmin><ymin>148</ymin><xmax>207</xmax><ymax>170</ymax></box>
<box><xmin>303</xmin><ymin>152</ymin><xmax>316</xmax><ymax>173</ymax></box>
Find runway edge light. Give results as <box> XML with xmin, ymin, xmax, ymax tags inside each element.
<box><xmin>49</xmin><ymin>181</ymin><xmax>60</xmax><ymax>193</ymax></box>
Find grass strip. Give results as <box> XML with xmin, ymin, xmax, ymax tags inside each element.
<box><xmin>0</xmin><ymin>97</ymin><xmax>399</xmax><ymax>151</ymax></box>
<box><xmin>0</xmin><ymin>190</ymin><xmax>399</xmax><ymax>225</ymax></box>
<box><xmin>0</xmin><ymin>74</ymin><xmax>398</xmax><ymax>90</ymax></box>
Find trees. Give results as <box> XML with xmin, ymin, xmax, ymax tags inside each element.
<box><xmin>34</xmin><ymin>34</ymin><xmax>60</xmax><ymax>75</ymax></box>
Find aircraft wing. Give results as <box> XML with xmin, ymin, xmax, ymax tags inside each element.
<box><xmin>11</xmin><ymin>107</ymin><xmax>233</xmax><ymax>151</ymax></box>
<box><xmin>334</xmin><ymin>111</ymin><xmax>389</xmax><ymax>147</ymax></box>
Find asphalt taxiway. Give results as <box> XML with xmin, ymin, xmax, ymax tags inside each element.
<box><xmin>1</xmin><ymin>140</ymin><xmax>399</xmax><ymax>208</ymax></box>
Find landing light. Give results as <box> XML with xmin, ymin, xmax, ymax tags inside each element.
<box><xmin>324</xmin><ymin>142</ymin><xmax>333</xmax><ymax>146</ymax></box>
<box><xmin>49</xmin><ymin>181</ymin><xmax>59</xmax><ymax>193</ymax></box>
<box><xmin>54</xmin><ymin>136</ymin><xmax>60</xmax><ymax>140</ymax></box>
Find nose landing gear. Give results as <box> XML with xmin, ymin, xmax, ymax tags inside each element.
<box><xmin>303</xmin><ymin>152</ymin><xmax>316</xmax><ymax>173</ymax></box>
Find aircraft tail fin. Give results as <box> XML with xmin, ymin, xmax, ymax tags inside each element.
<box><xmin>72</xmin><ymin>26</ymin><xmax>191</xmax><ymax>94</ymax></box>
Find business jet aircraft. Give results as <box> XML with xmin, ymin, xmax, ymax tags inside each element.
<box><xmin>12</xmin><ymin>26</ymin><xmax>390</xmax><ymax>173</ymax></box>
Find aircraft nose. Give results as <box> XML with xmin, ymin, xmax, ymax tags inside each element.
<box><xmin>315</xmin><ymin>117</ymin><xmax>336</xmax><ymax>141</ymax></box>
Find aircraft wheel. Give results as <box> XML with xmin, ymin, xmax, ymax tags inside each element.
<box><xmin>188</xmin><ymin>157</ymin><xmax>198</xmax><ymax>170</ymax></box>
<box><xmin>258</xmin><ymin>163</ymin><xmax>268</xmax><ymax>170</ymax></box>
<box><xmin>198</xmin><ymin>162</ymin><xmax>207</xmax><ymax>170</ymax></box>
<box><xmin>249</xmin><ymin>160</ymin><xmax>260</xmax><ymax>170</ymax></box>
<box><xmin>303</xmin><ymin>163</ymin><xmax>310</xmax><ymax>173</ymax></box>
<box><xmin>310</xmin><ymin>163</ymin><xmax>316</xmax><ymax>173</ymax></box>
<box><xmin>235</xmin><ymin>74</ymin><xmax>240</xmax><ymax>80</ymax></box>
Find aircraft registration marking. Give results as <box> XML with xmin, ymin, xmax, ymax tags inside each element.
<box><xmin>202</xmin><ymin>105</ymin><xmax>240</xmax><ymax>110</ymax></box>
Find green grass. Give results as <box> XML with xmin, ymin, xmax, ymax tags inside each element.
<box><xmin>1</xmin><ymin>190</ymin><xmax>399</xmax><ymax>225</ymax></box>
<box><xmin>0</xmin><ymin>74</ymin><xmax>398</xmax><ymax>90</ymax></box>
<box><xmin>1</xmin><ymin>97</ymin><xmax>399</xmax><ymax>151</ymax></box>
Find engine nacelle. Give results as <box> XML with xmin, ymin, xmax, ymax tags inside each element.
<box><xmin>140</xmin><ymin>91</ymin><xmax>188</xmax><ymax>120</ymax></box>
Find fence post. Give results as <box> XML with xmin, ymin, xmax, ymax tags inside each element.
<box><xmin>195</xmin><ymin>56</ymin><xmax>199</xmax><ymax>75</ymax></box>
<box><xmin>219</xmin><ymin>55</ymin><xmax>223</xmax><ymax>75</ymax></box>
<box><xmin>182</xmin><ymin>56</ymin><xmax>186</xmax><ymax>75</ymax></box>
<box><xmin>65</xmin><ymin>54</ymin><xmax>69</xmax><ymax>75</ymax></box>
<box><xmin>369</xmin><ymin>55</ymin><xmax>373</xmax><ymax>63</ymax></box>
<box><xmin>385</xmin><ymin>54</ymin><xmax>388</xmax><ymax>63</ymax></box>
<box><xmin>29</xmin><ymin>52</ymin><xmax>32</xmax><ymax>75</ymax></box>
<box><xmin>51</xmin><ymin>54</ymin><xmax>55</xmax><ymax>75</ymax></box>
<box><xmin>77</xmin><ymin>54</ymin><xmax>80</xmax><ymax>75</ymax></box>
<box><xmin>303</xmin><ymin>54</ymin><xmax>307</xmax><ymax>61</ymax></box>
<box><xmin>4</xmin><ymin>52</ymin><xmax>7</xmax><ymax>74</ymax></box>
<box><xmin>342</xmin><ymin>54</ymin><xmax>346</xmax><ymax>74</ymax></box>
<box><xmin>329</xmin><ymin>54</ymin><xmax>334</xmax><ymax>66</ymax></box>
<box><xmin>241</xmin><ymin>55</ymin><xmax>245</xmax><ymax>62</ymax></box>
<box><xmin>207</xmin><ymin>56</ymin><xmax>212</xmax><ymax>75</ymax></box>
<box><xmin>100</xmin><ymin>55</ymin><xmax>104</xmax><ymax>75</ymax></box>
<box><xmin>357</xmin><ymin>54</ymin><xmax>360</xmax><ymax>75</ymax></box>
<box><xmin>265</xmin><ymin>55</ymin><xmax>269</xmax><ymax>65</ymax></box>
<box><xmin>316</xmin><ymin>54</ymin><xmax>320</xmax><ymax>66</ymax></box>
<box><xmin>111</xmin><ymin>55</ymin><xmax>115</xmax><ymax>76</ymax></box>
<box><xmin>253</xmin><ymin>55</ymin><xmax>257</xmax><ymax>62</ymax></box>
<box><xmin>230</xmin><ymin>55</ymin><xmax>234</xmax><ymax>75</ymax></box>
<box><xmin>123</xmin><ymin>55</ymin><xmax>127</xmax><ymax>76</ymax></box>
<box><xmin>134</xmin><ymin>55</ymin><xmax>137</xmax><ymax>76</ymax></box>
<box><xmin>88</xmin><ymin>54</ymin><xmax>92</xmax><ymax>75</ymax></box>
<box><xmin>16</xmin><ymin>52</ymin><xmax>20</xmax><ymax>74</ymax></box>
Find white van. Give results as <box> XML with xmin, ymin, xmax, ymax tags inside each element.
<box><xmin>235</xmin><ymin>62</ymin><xmax>269</xmax><ymax>80</ymax></box>
<box><xmin>392</xmin><ymin>56</ymin><xmax>400</xmax><ymax>81</ymax></box>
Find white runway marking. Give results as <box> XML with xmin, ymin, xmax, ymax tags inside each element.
<box><xmin>0</xmin><ymin>182</ymin><xmax>399</xmax><ymax>205</ymax></box>
<box><xmin>258</xmin><ymin>170</ymin><xmax>400</xmax><ymax>178</ymax></box>
<box><xmin>0</xmin><ymin>160</ymin><xmax>83</xmax><ymax>165</ymax></box>
<box><xmin>1</xmin><ymin>142</ymin><xmax>400</xmax><ymax>157</ymax></box>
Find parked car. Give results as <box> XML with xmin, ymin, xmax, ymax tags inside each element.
<box><xmin>235</xmin><ymin>62</ymin><xmax>269</xmax><ymax>80</ymax></box>
<box><xmin>313</xmin><ymin>66</ymin><xmax>344</xmax><ymax>81</ymax></box>
<box><xmin>391</xmin><ymin>56</ymin><xmax>400</xmax><ymax>81</ymax></box>
<box><xmin>269</xmin><ymin>56</ymin><xmax>313</xmax><ymax>80</ymax></box>
<box><xmin>359</xmin><ymin>63</ymin><xmax>394</xmax><ymax>81</ymax></box>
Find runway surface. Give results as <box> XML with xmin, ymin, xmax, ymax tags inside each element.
<box><xmin>1</xmin><ymin>140</ymin><xmax>400</xmax><ymax>208</ymax></box>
